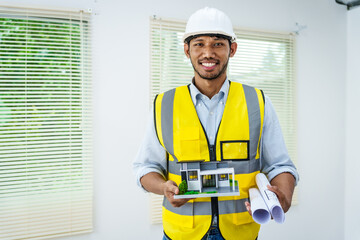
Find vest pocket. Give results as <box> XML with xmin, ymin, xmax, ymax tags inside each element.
<box><xmin>179</xmin><ymin>127</ymin><xmax>201</xmax><ymax>160</ymax></box>
<box><xmin>220</xmin><ymin>140</ymin><xmax>249</xmax><ymax>161</ymax></box>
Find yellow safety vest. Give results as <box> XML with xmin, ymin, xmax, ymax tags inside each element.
<box><xmin>154</xmin><ymin>82</ymin><xmax>265</xmax><ymax>240</ymax></box>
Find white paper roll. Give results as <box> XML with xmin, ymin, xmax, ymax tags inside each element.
<box><xmin>255</xmin><ymin>173</ymin><xmax>285</xmax><ymax>224</ymax></box>
<box><xmin>249</xmin><ymin>188</ymin><xmax>271</xmax><ymax>224</ymax></box>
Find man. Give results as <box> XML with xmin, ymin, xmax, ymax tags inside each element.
<box><xmin>133</xmin><ymin>7</ymin><xmax>299</xmax><ymax>240</ymax></box>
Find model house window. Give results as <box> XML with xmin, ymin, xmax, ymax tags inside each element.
<box><xmin>202</xmin><ymin>174</ymin><xmax>216</xmax><ymax>187</ymax></box>
<box><xmin>219</xmin><ymin>174</ymin><xmax>228</xmax><ymax>181</ymax></box>
<box><xmin>188</xmin><ymin>170</ymin><xmax>198</xmax><ymax>181</ymax></box>
<box><xmin>0</xmin><ymin>6</ymin><xmax>92</xmax><ymax>239</ymax></box>
<box><xmin>149</xmin><ymin>17</ymin><xmax>297</xmax><ymax>224</ymax></box>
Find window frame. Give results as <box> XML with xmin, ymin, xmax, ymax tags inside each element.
<box><xmin>0</xmin><ymin>5</ymin><xmax>93</xmax><ymax>239</ymax></box>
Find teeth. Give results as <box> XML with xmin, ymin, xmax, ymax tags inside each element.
<box><xmin>202</xmin><ymin>63</ymin><xmax>215</xmax><ymax>67</ymax></box>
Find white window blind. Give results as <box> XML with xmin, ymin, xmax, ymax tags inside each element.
<box><xmin>149</xmin><ymin>17</ymin><xmax>297</xmax><ymax>224</ymax></box>
<box><xmin>0</xmin><ymin>6</ymin><xmax>92</xmax><ymax>239</ymax></box>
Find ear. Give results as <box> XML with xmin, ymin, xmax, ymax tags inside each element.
<box><xmin>229</xmin><ymin>42</ymin><xmax>237</xmax><ymax>57</ymax></box>
<box><xmin>184</xmin><ymin>43</ymin><xmax>190</xmax><ymax>58</ymax></box>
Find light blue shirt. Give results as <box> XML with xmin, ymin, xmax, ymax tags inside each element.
<box><xmin>133</xmin><ymin>80</ymin><xmax>299</xmax><ymax>190</ymax></box>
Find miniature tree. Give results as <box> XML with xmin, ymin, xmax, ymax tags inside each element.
<box><xmin>178</xmin><ymin>180</ymin><xmax>188</xmax><ymax>194</ymax></box>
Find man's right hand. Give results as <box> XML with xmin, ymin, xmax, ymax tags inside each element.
<box><xmin>162</xmin><ymin>180</ymin><xmax>193</xmax><ymax>208</ymax></box>
<box><xmin>140</xmin><ymin>172</ymin><xmax>193</xmax><ymax>207</ymax></box>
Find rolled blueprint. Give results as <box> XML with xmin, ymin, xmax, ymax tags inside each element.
<box><xmin>255</xmin><ymin>173</ymin><xmax>285</xmax><ymax>224</ymax></box>
<box><xmin>249</xmin><ymin>188</ymin><xmax>271</xmax><ymax>224</ymax></box>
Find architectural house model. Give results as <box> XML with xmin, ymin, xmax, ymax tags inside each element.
<box><xmin>174</xmin><ymin>161</ymin><xmax>240</xmax><ymax>199</ymax></box>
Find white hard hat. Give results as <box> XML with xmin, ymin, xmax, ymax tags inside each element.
<box><xmin>183</xmin><ymin>7</ymin><xmax>236</xmax><ymax>43</ymax></box>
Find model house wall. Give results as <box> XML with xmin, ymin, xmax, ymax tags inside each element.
<box><xmin>180</xmin><ymin>161</ymin><xmax>234</xmax><ymax>192</ymax></box>
<box><xmin>180</xmin><ymin>162</ymin><xmax>202</xmax><ymax>191</ymax></box>
<box><xmin>1</xmin><ymin>0</ymin><xmax>358</xmax><ymax>239</ymax></box>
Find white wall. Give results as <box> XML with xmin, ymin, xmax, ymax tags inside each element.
<box><xmin>345</xmin><ymin>6</ymin><xmax>360</xmax><ymax>240</ymax></box>
<box><xmin>0</xmin><ymin>0</ymin><xmax>350</xmax><ymax>239</ymax></box>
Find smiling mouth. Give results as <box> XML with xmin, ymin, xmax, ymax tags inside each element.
<box><xmin>201</xmin><ymin>62</ymin><xmax>216</xmax><ymax>67</ymax></box>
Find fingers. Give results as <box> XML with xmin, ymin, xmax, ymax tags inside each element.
<box><xmin>267</xmin><ymin>184</ymin><xmax>285</xmax><ymax>203</ymax></box>
<box><xmin>245</xmin><ymin>201</ymin><xmax>252</xmax><ymax>216</ymax></box>
<box><xmin>163</xmin><ymin>181</ymin><xmax>178</xmax><ymax>199</ymax></box>
<box><xmin>267</xmin><ymin>185</ymin><xmax>283</xmax><ymax>198</ymax></box>
<box><xmin>170</xmin><ymin>198</ymin><xmax>192</xmax><ymax>207</ymax></box>
<box><xmin>166</xmin><ymin>181</ymin><xmax>179</xmax><ymax>195</ymax></box>
<box><xmin>267</xmin><ymin>184</ymin><xmax>290</xmax><ymax>212</ymax></box>
<box><xmin>163</xmin><ymin>180</ymin><xmax>192</xmax><ymax>208</ymax></box>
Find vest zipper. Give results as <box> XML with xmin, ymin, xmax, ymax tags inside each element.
<box><xmin>186</xmin><ymin>85</ymin><xmax>226</xmax><ymax>239</ymax></box>
<box><xmin>209</xmin><ymin>145</ymin><xmax>216</xmax><ymax>161</ymax></box>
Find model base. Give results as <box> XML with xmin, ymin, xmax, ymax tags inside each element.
<box><xmin>174</xmin><ymin>185</ymin><xmax>240</xmax><ymax>199</ymax></box>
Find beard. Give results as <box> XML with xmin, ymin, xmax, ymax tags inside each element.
<box><xmin>189</xmin><ymin>56</ymin><xmax>230</xmax><ymax>81</ymax></box>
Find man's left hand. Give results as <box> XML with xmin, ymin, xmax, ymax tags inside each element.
<box><xmin>245</xmin><ymin>172</ymin><xmax>295</xmax><ymax>216</ymax></box>
<box><xmin>266</xmin><ymin>184</ymin><xmax>291</xmax><ymax>213</ymax></box>
<box><xmin>269</xmin><ymin>172</ymin><xmax>295</xmax><ymax>213</ymax></box>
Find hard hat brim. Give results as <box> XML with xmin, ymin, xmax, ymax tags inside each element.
<box><xmin>183</xmin><ymin>31</ymin><xmax>236</xmax><ymax>43</ymax></box>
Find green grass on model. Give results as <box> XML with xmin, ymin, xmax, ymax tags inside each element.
<box><xmin>183</xmin><ymin>190</ymin><xmax>218</xmax><ymax>195</ymax></box>
<box><xmin>229</xmin><ymin>179</ymin><xmax>239</xmax><ymax>187</ymax></box>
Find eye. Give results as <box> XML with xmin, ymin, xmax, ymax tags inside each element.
<box><xmin>193</xmin><ymin>43</ymin><xmax>203</xmax><ymax>47</ymax></box>
<box><xmin>214</xmin><ymin>42</ymin><xmax>224</xmax><ymax>47</ymax></box>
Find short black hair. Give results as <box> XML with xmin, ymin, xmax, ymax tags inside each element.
<box><xmin>184</xmin><ymin>33</ymin><xmax>232</xmax><ymax>46</ymax></box>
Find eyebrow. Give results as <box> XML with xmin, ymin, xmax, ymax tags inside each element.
<box><xmin>213</xmin><ymin>37</ymin><xmax>228</xmax><ymax>41</ymax></box>
<box><xmin>192</xmin><ymin>38</ymin><xmax>204</xmax><ymax>42</ymax></box>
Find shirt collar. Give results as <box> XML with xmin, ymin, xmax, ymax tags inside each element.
<box><xmin>189</xmin><ymin>78</ymin><xmax>230</xmax><ymax>105</ymax></box>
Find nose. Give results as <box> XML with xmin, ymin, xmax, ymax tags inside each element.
<box><xmin>202</xmin><ymin>45</ymin><xmax>215</xmax><ymax>59</ymax></box>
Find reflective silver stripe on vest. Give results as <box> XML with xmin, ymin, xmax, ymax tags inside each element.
<box><xmin>163</xmin><ymin>198</ymin><xmax>248</xmax><ymax>215</ymax></box>
<box><xmin>228</xmin><ymin>160</ymin><xmax>260</xmax><ymax>174</ymax></box>
<box><xmin>161</xmin><ymin>88</ymin><xmax>178</xmax><ymax>162</ymax></box>
<box><xmin>242</xmin><ymin>84</ymin><xmax>261</xmax><ymax>160</ymax></box>
<box><xmin>168</xmin><ymin>161</ymin><xmax>181</xmax><ymax>175</ymax></box>
<box><xmin>168</xmin><ymin>157</ymin><xmax>259</xmax><ymax>176</ymax></box>
<box><xmin>163</xmin><ymin>198</ymin><xmax>212</xmax><ymax>216</ymax></box>
<box><xmin>167</xmin><ymin>158</ymin><xmax>259</xmax><ymax>176</ymax></box>
<box><xmin>218</xmin><ymin>199</ymin><xmax>248</xmax><ymax>214</ymax></box>
<box><xmin>168</xmin><ymin>160</ymin><xmax>260</xmax><ymax>176</ymax></box>
<box><xmin>168</xmin><ymin>160</ymin><xmax>259</xmax><ymax>179</ymax></box>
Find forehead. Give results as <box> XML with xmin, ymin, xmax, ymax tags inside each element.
<box><xmin>190</xmin><ymin>35</ymin><xmax>228</xmax><ymax>42</ymax></box>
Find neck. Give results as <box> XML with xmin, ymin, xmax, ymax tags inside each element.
<box><xmin>193</xmin><ymin>74</ymin><xmax>227</xmax><ymax>99</ymax></box>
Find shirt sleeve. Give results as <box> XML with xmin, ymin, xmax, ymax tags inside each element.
<box><xmin>260</xmin><ymin>96</ymin><xmax>299</xmax><ymax>185</ymax></box>
<box><xmin>132</xmin><ymin>110</ymin><xmax>167</xmax><ymax>191</ymax></box>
